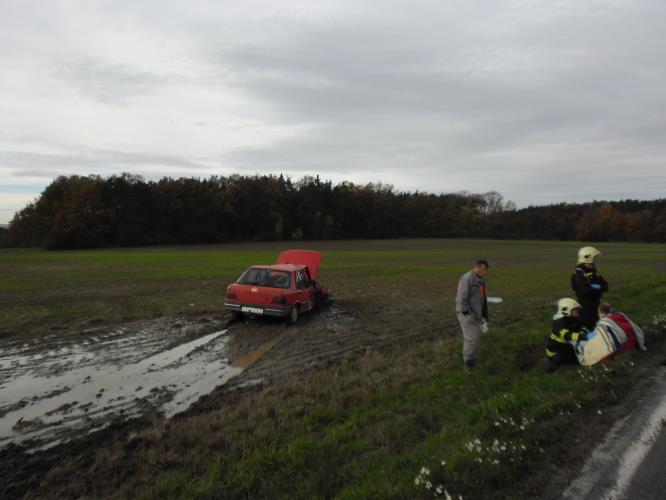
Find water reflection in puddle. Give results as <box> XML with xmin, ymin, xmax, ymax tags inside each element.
<box><xmin>0</xmin><ymin>328</ymin><xmax>240</xmax><ymax>451</ymax></box>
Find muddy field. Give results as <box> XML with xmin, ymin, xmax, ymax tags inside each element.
<box><xmin>0</xmin><ymin>295</ymin><xmax>431</xmax><ymax>454</ymax></box>
<box><xmin>0</xmin><ymin>294</ymin><xmax>448</xmax><ymax>497</ymax></box>
<box><xmin>0</xmin><ymin>316</ymin><xmax>235</xmax><ymax>451</ymax></box>
<box><xmin>1</xmin><ymin>239</ymin><xmax>665</xmax><ymax>498</ymax></box>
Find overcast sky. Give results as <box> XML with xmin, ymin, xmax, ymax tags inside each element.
<box><xmin>1</xmin><ymin>0</ymin><xmax>665</xmax><ymax>222</ymax></box>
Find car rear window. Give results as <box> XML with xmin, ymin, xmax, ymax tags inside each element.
<box><xmin>237</xmin><ymin>268</ymin><xmax>291</xmax><ymax>289</ymax></box>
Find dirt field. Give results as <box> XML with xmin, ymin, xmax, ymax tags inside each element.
<box><xmin>1</xmin><ymin>239</ymin><xmax>665</xmax><ymax>498</ymax></box>
<box><xmin>0</xmin><ymin>315</ymin><xmax>233</xmax><ymax>451</ymax></box>
<box><xmin>0</xmin><ymin>294</ymin><xmax>435</xmax><ymax>454</ymax></box>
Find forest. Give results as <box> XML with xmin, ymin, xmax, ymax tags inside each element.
<box><xmin>1</xmin><ymin>173</ymin><xmax>665</xmax><ymax>249</ymax></box>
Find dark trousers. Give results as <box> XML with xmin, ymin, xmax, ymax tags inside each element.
<box><xmin>546</xmin><ymin>343</ymin><xmax>578</xmax><ymax>372</ymax></box>
<box><xmin>579</xmin><ymin>298</ymin><xmax>601</xmax><ymax>330</ymax></box>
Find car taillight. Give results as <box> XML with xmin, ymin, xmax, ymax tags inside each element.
<box><xmin>272</xmin><ymin>295</ymin><xmax>287</xmax><ymax>305</ymax></box>
<box><xmin>226</xmin><ymin>290</ymin><xmax>237</xmax><ymax>299</ymax></box>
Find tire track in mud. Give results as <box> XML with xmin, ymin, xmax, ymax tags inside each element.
<box><xmin>218</xmin><ymin>279</ymin><xmax>482</xmax><ymax>382</ymax></box>
<box><xmin>223</xmin><ymin>262</ymin><xmax>491</xmax><ymax>381</ymax></box>
<box><xmin>222</xmin><ymin>297</ymin><xmax>459</xmax><ymax>392</ymax></box>
<box><xmin>0</xmin><ymin>280</ymin><xmax>470</xmax><ymax>452</ymax></box>
<box><xmin>1</xmin><ymin>324</ymin><xmax>193</xmax><ymax>378</ymax></box>
<box><xmin>0</xmin><ymin>316</ymin><xmax>236</xmax><ymax>452</ymax></box>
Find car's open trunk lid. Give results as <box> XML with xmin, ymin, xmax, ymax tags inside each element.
<box><xmin>277</xmin><ymin>250</ymin><xmax>322</xmax><ymax>280</ymax></box>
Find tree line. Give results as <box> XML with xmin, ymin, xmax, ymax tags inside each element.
<box><xmin>1</xmin><ymin>173</ymin><xmax>664</xmax><ymax>249</ymax></box>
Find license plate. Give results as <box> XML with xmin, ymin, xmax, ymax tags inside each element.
<box><xmin>241</xmin><ymin>306</ymin><xmax>263</xmax><ymax>314</ymax></box>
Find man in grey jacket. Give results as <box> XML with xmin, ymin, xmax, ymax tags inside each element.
<box><xmin>456</xmin><ymin>260</ymin><xmax>489</xmax><ymax>369</ymax></box>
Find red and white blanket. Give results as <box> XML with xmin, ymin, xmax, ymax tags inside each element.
<box><xmin>573</xmin><ymin>312</ymin><xmax>646</xmax><ymax>366</ymax></box>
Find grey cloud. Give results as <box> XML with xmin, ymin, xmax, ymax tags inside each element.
<box><xmin>2</xmin><ymin>148</ymin><xmax>207</xmax><ymax>173</ymax></box>
<box><xmin>51</xmin><ymin>60</ymin><xmax>168</xmax><ymax>104</ymax></box>
<box><xmin>211</xmin><ymin>2</ymin><xmax>666</xmax><ymax>204</ymax></box>
<box><xmin>1</xmin><ymin>0</ymin><xmax>665</xmax><ymax>217</ymax></box>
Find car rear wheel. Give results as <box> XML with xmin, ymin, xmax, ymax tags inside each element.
<box><xmin>286</xmin><ymin>305</ymin><xmax>299</xmax><ymax>325</ymax></box>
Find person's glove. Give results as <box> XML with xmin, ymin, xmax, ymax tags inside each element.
<box><xmin>481</xmin><ymin>320</ymin><xmax>489</xmax><ymax>333</ymax></box>
<box><xmin>590</xmin><ymin>283</ymin><xmax>602</xmax><ymax>290</ymax></box>
<box><xmin>576</xmin><ymin>331</ymin><xmax>588</xmax><ymax>342</ymax></box>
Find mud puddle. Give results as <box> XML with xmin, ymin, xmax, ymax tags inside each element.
<box><xmin>0</xmin><ymin>317</ymin><xmax>240</xmax><ymax>451</ymax></box>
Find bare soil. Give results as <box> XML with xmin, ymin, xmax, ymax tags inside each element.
<box><xmin>1</xmin><ymin>295</ymin><xmax>439</xmax><ymax>496</ymax></box>
<box><xmin>0</xmin><ymin>314</ymin><xmax>234</xmax><ymax>452</ymax></box>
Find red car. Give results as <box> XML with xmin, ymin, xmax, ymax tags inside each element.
<box><xmin>225</xmin><ymin>250</ymin><xmax>330</xmax><ymax>324</ymax></box>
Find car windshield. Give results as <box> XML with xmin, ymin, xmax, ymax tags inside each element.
<box><xmin>237</xmin><ymin>268</ymin><xmax>291</xmax><ymax>289</ymax></box>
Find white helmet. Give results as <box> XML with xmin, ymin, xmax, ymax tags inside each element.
<box><xmin>578</xmin><ymin>246</ymin><xmax>602</xmax><ymax>264</ymax></box>
<box><xmin>558</xmin><ymin>298</ymin><xmax>582</xmax><ymax>317</ymax></box>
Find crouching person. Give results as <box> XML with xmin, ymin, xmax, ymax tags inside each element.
<box><xmin>546</xmin><ymin>298</ymin><xmax>589</xmax><ymax>372</ymax></box>
<box><xmin>572</xmin><ymin>303</ymin><xmax>646</xmax><ymax>366</ymax></box>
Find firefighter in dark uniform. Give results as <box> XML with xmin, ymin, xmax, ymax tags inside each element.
<box><xmin>571</xmin><ymin>246</ymin><xmax>609</xmax><ymax>330</ymax></box>
<box><xmin>546</xmin><ymin>298</ymin><xmax>588</xmax><ymax>372</ymax></box>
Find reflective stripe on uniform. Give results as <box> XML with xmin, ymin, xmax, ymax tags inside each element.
<box><xmin>550</xmin><ymin>328</ymin><xmax>584</xmax><ymax>343</ymax></box>
<box><xmin>550</xmin><ymin>328</ymin><xmax>570</xmax><ymax>343</ymax></box>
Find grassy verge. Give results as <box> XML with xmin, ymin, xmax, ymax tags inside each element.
<box><xmin>132</xmin><ymin>275</ymin><xmax>665</xmax><ymax>499</ymax></box>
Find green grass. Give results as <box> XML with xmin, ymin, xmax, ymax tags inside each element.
<box><xmin>0</xmin><ymin>247</ymin><xmax>280</xmax><ymax>335</ymax></box>
<box><xmin>136</xmin><ymin>283</ymin><xmax>665</xmax><ymax>499</ymax></box>
<box><xmin>133</xmin><ymin>279</ymin><xmax>666</xmax><ymax>499</ymax></box>
<box><xmin>2</xmin><ymin>238</ymin><xmax>663</xmax><ymax>337</ymax></box>
<box><xmin>3</xmin><ymin>239</ymin><xmax>666</xmax><ymax>498</ymax></box>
